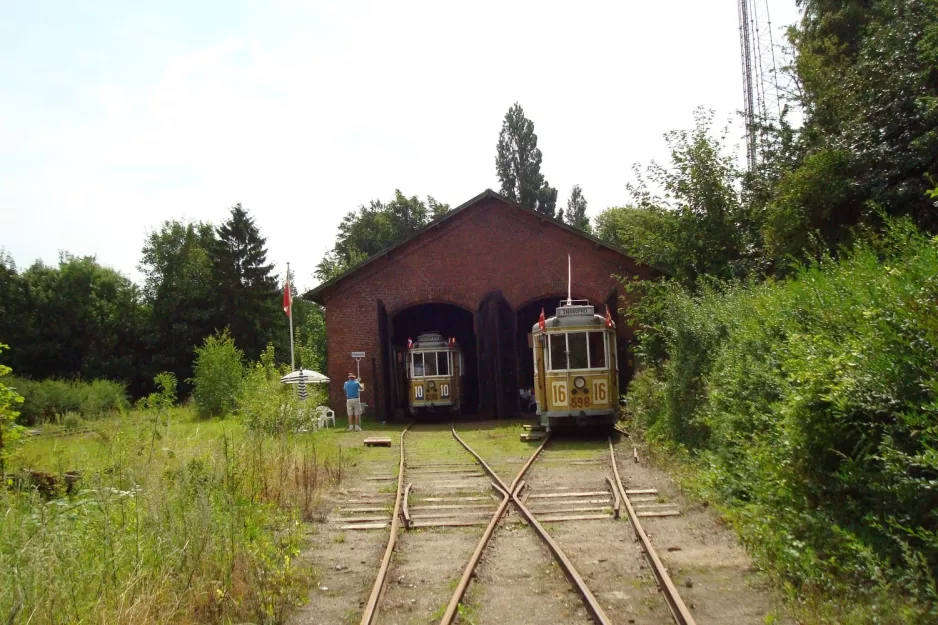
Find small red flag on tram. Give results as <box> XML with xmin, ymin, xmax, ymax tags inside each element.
<box><xmin>407</xmin><ymin>337</ymin><xmax>413</xmax><ymax>349</ymax></box>
<box><xmin>282</xmin><ymin>278</ymin><xmax>292</xmax><ymax>318</ymax></box>
<box><xmin>538</xmin><ymin>308</ymin><xmax>546</xmax><ymax>331</ymax></box>
<box><xmin>448</xmin><ymin>337</ymin><xmax>456</xmax><ymax>348</ymax></box>
<box><xmin>605</xmin><ymin>304</ymin><xmax>615</xmax><ymax>328</ymax></box>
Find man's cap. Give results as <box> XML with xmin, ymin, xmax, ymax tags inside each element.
<box><xmin>348</xmin><ymin>373</ymin><xmax>356</xmax><ymax>378</ymax></box>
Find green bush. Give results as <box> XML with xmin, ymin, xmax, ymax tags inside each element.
<box><xmin>191</xmin><ymin>329</ymin><xmax>244</xmax><ymax>418</ymax></box>
<box><xmin>9</xmin><ymin>377</ymin><xmax>128</xmax><ymax>425</ymax></box>
<box><xmin>625</xmin><ymin>218</ymin><xmax>938</xmax><ymax>618</ymax></box>
<box><xmin>239</xmin><ymin>345</ymin><xmax>327</xmax><ymax>435</ymax></box>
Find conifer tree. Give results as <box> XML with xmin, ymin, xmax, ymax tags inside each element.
<box><xmin>212</xmin><ymin>204</ymin><xmax>280</xmax><ymax>359</ymax></box>
<box><xmin>495</xmin><ymin>103</ymin><xmax>558</xmax><ymax>217</ymax></box>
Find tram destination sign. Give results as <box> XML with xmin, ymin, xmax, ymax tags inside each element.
<box><xmin>350</xmin><ymin>351</ymin><xmax>366</xmax><ymax>358</ymax></box>
<box><xmin>557</xmin><ymin>305</ymin><xmax>594</xmax><ymax>317</ymax></box>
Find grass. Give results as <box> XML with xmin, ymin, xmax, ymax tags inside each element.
<box><xmin>1</xmin><ymin>403</ymin><xmax>356</xmax><ymax>625</ymax></box>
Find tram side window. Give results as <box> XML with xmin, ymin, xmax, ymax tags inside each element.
<box><xmin>568</xmin><ymin>332</ymin><xmax>589</xmax><ymax>369</ymax></box>
<box><xmin>412</xmin><ymin>353</ymin><xmax>424</xmax><ymax>377</ymax></box>
<box><xmin>437</xmin><ymin>352</ymin><xmax>449</xmax><ymax>375</ymax></box>
<box><xmin>548</xmin><ymin>334</ymin><xmax>567</xmax><ymax>370</ymax></box>
<box><xmin>425</xmin><ymin>352</ymin><xmax>438</xmax><ymax>376</ymax></box>
<box><xmin>588</xmin><ymin>332</ymin><xmax>607</xmax><ymax>368</ymax></box>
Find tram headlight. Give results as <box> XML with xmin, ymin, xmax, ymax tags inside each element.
<box><xmin>574</xmin><ymin>376</ymin><xmax>586</xmax><ymax>390</ymax></box>
<box><xmin>428</xmin><ymin>381</ymin><xmax>436</xmax><ymax>389</ymax></box>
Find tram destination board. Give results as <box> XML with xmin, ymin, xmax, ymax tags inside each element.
<box><xmin>557</xmin><ymin>305</ymin><xmax>593</xmax><ymax>317</ymax></box>
<box><xmin>351</xmin><ymin>351</ymin><xmax>366</xmax><ymax>358</ymax></box>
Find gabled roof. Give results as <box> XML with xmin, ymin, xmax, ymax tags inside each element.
<box><xmin>304</xmin><ymin>188</ymin><xmax>659</xmax><ymax>304</ymax></box>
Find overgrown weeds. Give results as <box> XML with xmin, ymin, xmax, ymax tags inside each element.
<box><xmin>0</xmin><ymin>373</ymin><xmax>345</xmax><ymax>624</ymax></box>
<box><xmin>9</xmin><ymin>377</ymin><xmax>128</xmax><ymax>425</ymax></box>
<box><xmin>623</xmin><ymin>218</ymin><xmax>938</xmax><ymax>622</ymax></box>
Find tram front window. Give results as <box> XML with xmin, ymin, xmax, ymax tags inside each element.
<box><xmin>412</xmin><ymin>353</ymin><xmax>424</xmax><ymax>377</ymax></box>
<box><xmin>568</xmin><ymin>332</ymin><xmax>588</xmax><ymax>369</ymax></box>
<box><xmin>425</xmin><ymin>352</ymin><xmax>438</xmax><ymax>376</ymax></box>
<box><xmin>437</xmin><ymin>352</ymin><xmax>449</xmax><ymax>375</ymax></box>
<box><xmin>548</xmin><ymin>334</ymin><xmax>566</xmax><ymax>370</ymax></box>
<box><xmin>588</xmin><ymin>332</ymin><xmax>607</xmax><ymax>368</ymax></box>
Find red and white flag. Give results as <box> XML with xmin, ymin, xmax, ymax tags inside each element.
<box><xmin>407</xmin><ymin>337</ymin><xmax>413</xmax><ymax>350</ymax></box>
<box><xmin>448</xmin><ymin>337</ymin><xmax>456</xmax><ymax>348</ymax></box>
<box><xmin>283</xmin><ymin>277</ymin><xmax>292</xmax><ymax>318</ymax></box>
<box><xmin>538</xmin><ymin>308</ymin><xmax>547</xmax><ymax>331</ymax></box>
<box><xmin>605</xmin><ymin>304</ymin><xmax>615</xmax><ymax>328</ymax></box>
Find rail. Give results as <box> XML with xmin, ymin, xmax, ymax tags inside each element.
<box><xmin>359</xmin><ymin>424</ymin><xmax>411</xmax><ymax>625</ymax></box>
<box><xmin>609</xmin><ymin>437</ymin><xmax>696</xmax><ymax>625</ymax></box>
<box><xmin>449</xmin><ymin>427</ymin><xmax>614</xmax><ymax>625</ymax></box>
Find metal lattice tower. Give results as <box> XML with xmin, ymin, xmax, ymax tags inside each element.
<box><xmin>738</xmin><ymin>0</ymin><xmax>784</xmax><ymax>170</ymax></box>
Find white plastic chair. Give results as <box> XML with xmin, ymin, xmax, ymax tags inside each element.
<box><xmin>316</xmin><ymin>406</ymin><xmax>336</xmax><ymax>429</ymax></box>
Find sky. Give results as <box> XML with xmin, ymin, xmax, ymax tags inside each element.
<box><xmin>0</xmin><ymin>0</ymin><xmax>800</xmax><ymax>293</ymax></box>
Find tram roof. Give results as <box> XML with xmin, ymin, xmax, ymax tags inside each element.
<box><xmin>303</xmin><ymin>189</ymin><xmax>668</xmax><ymax>304</ymax></box>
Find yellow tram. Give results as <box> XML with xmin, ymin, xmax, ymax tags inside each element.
<box><xmin>531</xmin><ymin>300</ymin><xmax>618</xmax><ymax>429</ymax></box>
<box><xmin>407</xmin><ymin>332</ymin><xmax>464</xmax><ymax>415</ymax></box>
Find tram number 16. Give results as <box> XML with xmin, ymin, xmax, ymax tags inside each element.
<box><xmin>551</xmin><ymin>382</ymin><xmax>567</xmax><ymax>406</ymax></box>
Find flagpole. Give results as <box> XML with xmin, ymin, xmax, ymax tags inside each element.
<box><xmin>287</xmin><ymin>262</ymin><xmax>295</xmax><ymax>372</ymax></box>
<box><xmin>567</xmin><ymin>254</ymin><xmax>572</xmax><ymax>305</ymax></box>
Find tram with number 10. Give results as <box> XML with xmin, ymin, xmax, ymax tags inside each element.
<box><xmin>406</xmin><ymin>332</ymin><xmax>465</xmax><ymax>415</ymax></box>
<box><xmin>531</xmin><ymin>300</ymin><xmax>618</xmax><ymax>429</ymax></box>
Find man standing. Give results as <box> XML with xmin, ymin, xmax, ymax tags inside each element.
<box><xmin>344</xmin><ymin>373</ymin><xmax>363</xmax><ymax>432</ymax></box>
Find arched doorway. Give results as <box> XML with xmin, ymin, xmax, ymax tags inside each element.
<box><xmin>389</xmin><ymin>302</ymin><xmax>478</xmax><ymax>415</ymax></box>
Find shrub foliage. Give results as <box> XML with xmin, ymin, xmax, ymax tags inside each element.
<box><xmin>191</xmin><ymin>330</ymin><xmax>244</xmax><ymax>418</ymax></box>
<box><xmin>624</xmin><ymin>219</ymin><xmax>938</xmax><ymax>613</ymax></box>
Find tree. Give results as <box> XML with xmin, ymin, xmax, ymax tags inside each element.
<box><xmin>213</xmin><ymin>204</ymin><xmax>281</xmax><ymax>360</ymax></box>
<box><xmin>315</xmin><ymin>191</ymin><xmax>450</xmax><ymax>283</ymax></box>
<box><xmin>191</xmin><ymin>329</ymin><xmax>243</xmax><ymax>418</ymax></box>
<box><xmin>495</xmin><ymin>103</ymin><xmax>558</xmax><ymax>217</ymax></box>
<box><xmin>0</xmin><ymin>343</ymin><xmax>24</xmax><ymax>477</ymax></box>
<box><xmin>5</xmin><ymin>254</ymin><xmax>145</xmax><ymax>385</ymax></box>
<box><xmin>758</xmin><ymin>0</ymin><xmax>938</xmax><ymax>261</ymax></box>
<box><xmin>596</xmin><ymin>109</ymin><xmax>752</xmax><ymax>286</ymax></box>
<box><xmin>563</xmin><ymin>185</ymin><xmax>591</xmax><ymax>232</ymax></box>
<box><xmin>139</xmin><ymin>220</ymin><xmax>219</xmax><ymax>389</ymax></box>
<box><xmin>594</xmin><ymin>204</ymin><xmax>679</xmax><ymax>270</ymax></box>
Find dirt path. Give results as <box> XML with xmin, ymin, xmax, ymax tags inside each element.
<box><xmin>614</xmin><ymin>438</ymin><xmax>791</xmax><ymax>624</ymax></box>
<box><xmin>520</xmin><ymin>442</ymin><xmax>675</xmax><ymax>623</ymax></box>
<box><xmin>291</xmin><ymin>421</ymin><xmax>791</xmax><ymax>625</ymax></box>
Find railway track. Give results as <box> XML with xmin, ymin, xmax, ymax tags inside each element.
<box><xmin>357</xmin><ymin>424</ymin><xmax>695</xmax><ymax>625</ymax></box>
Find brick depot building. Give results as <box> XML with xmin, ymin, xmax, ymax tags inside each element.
<box><xmin>305</xmin><ymin>189</ymin><xmax>657</xmax><ymax>420</ymax></box>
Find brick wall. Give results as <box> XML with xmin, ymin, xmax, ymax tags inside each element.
<box><xmin>318</xmin><ymin>194</ymin><xmax>655</xmax><ymax>416</ymax></box>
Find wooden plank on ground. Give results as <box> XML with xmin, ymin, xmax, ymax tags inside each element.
<box><xmin>527</xmin><ymin>506</ymin><xmax>612</xmax><ymax>514</ymax></box>
<box><xmin>366</xmin><ymin>476</ymin><xmax>397</xmax><ymax>481</ymax></box>
<box><xmin>528</xmin><ymin>491</ymin><xmax>608</xmax><ymax>499</ymax></box>
<box><xmin>334</xmin><ymin>515</ymin><xmax>390</xmax><ymax>523</ymax></box>
<box><xmin>409</xmin><ymin>519</ymin><xmax>491</xmax><ymax>528</ymax></box>
<box><xmin>626</xmin><ymin>488</ymin><xmax>658</xmax><ymax>495</ymax></box>
<box><xmin>410</xmin><ymin>510</ymin><xmax>497</xmax><ymax>520</ymax></box>
<box><xmin>536</xmin><ymin>514</ymin><xmax>612</xmax><ymax>523</ymax></box>
<box><xmin>340</xmin><ymin>522</ymin><xmax>390</xmax><ymax>530</ymax></box>
<box><xmin>418</xmin><ymin>496</ymin><xmax>492</xmax><ymax>503</ymax></box>
<box><xmin>636</xmin><ymin>510</ymin><xmax>681</xmax><ymax>518</ymax></box>
<box><xmin>633</xmin><ymin>503</ymin><xmax>679</xmax><ymax>510</ymax></box>
<box><xmin>364</xmin><ymin>437</ymin><xmax>392</xmax><ymax>447</ymax></box>
<box><xmin>407</xmin><ymin>469</ymin><xmax>485</xmax><ymax>475</ymax></box>
<box><xmin>409</xmin><ymin>503</ymin><xmax>497</xmax><ymax>511</ymax></box>
<box><xmin>339</xmin><ymin>507</ymin><xmax>389</xmax><ymax>514</ymax></box>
